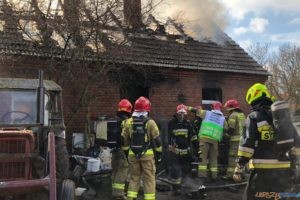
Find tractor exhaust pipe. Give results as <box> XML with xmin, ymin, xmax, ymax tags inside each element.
<box><xmin>36</xmin><ymin>70</ymin><xmax>45</xmax><ymax>125</ymax></box>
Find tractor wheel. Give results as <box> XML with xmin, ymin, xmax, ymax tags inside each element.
<box><xmin>55</xmin><ymin>137</ymin><xmax>70</xmax><ymax>187</ymax></box>
<box><xmin>59</xmin><ymin>179</ymin><xmax>75</xmax><ymax>200</ymax></box>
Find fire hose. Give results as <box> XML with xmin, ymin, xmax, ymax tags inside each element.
<box><xmin>156</xmin><ymin>176</ymin><xmax>247</xmax><ymax>193</ymax></box>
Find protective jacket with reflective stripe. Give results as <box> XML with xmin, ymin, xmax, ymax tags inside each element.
<box><xmin>168</xmin><ymin>115</ymin><xmax>197</xmax><ymax>150</ymax></box>
<box><xmin>122</xmin><ymin>117</ymin><xmax>160</xmax><ymax>160</ymax></box>
<box><xmin>237</xmin><ymin>106</ymin><xmax>291</xmax><ymax>169</ymax></box>
<box><xmin>227</xmin><ymin>109</ymin><xmax>246</xmax><ymax>141</ymax></box>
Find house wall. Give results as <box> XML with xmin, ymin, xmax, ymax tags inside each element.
<box><xmin>0</xmin><ymin>57</ymin><xmax>268</xmax><ymax>148</ymax></box>
<box><xmin>150</xmin><ymin>68</ymin><xmax>267</xmax><ymax>120</ymax></box>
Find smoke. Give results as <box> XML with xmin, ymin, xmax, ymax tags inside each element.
<box><xmin>157</xmin><ymin>0</ymin><xmax>229</xmax><ymax>42</ymax></box>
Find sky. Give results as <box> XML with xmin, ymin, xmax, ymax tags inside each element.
<box><xmin>157</xmin><ymin>0</ymin><xmax>300</xmax><ymax>52</ymax></box>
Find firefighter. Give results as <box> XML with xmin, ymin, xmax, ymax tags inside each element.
<box><xmin>168</xmin><ymin>104</ymin><xmax>198</xmax><ymax>195</ymax></box>
<box><xmin>110</xmin><ymin>99</ymin><xmax>132</xmax><ymax>200</ymax></box>
<box><xmin>188</xmin><ymin>102</ymin><xmax>228</xmax><ymax>182</ymax></box>
<box><xmin>233</xmin><ymin>83</ymin><xmax>292</xmax><ymax>200</ymax></box>
<box><xmin>223</xmin><ymin>99</ymin><xmax>246</xmax><ymax>179</ymax></box>
<box><xmin>122</xmin><ymin>96</ymin><xmax>162</xmax><ymax>200</ymax></box>
<box><xmin>193</xmin><ymin>105</ymin><xmax>203</xmax><ymax>134</ymax></box>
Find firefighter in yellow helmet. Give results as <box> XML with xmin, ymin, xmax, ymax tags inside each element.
<box><xmin>111</xmin><ymin>99</ymin><xmax>132</xmax><ymax>200</ymax></box>
<box><xmin>233</xmin><ymin>83</ymin><xmax>292</xmax><ymax>200</ymax></box>
<box><xmin>122</xmin><ymin>96</ymin><xmax>162</xmax><ymax>200</ymax></box>
<box><xmin>223</xmin><ymin>99</ymin><xmax>246</xmax><ymax>179</ymax></box>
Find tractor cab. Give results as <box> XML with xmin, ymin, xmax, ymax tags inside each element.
<box><xmin>0</xmin><ymin>73</ymin><xmax>74</xmax><ymax>200</ymax></box>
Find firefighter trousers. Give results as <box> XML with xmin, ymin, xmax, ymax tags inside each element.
<box><xmin>198</xmin><ymin>140</ymin><xmax>218</xmax><ymax>179</ymax></box>
<box><xmin>244</xmin><ymin>169</ymin><xmax>292</xmax><ymax>200</ymax></box>
<box><xmin>111</xmin><ymin>150</ymin><xmax>129</xmax><ymax>197</ymax></box>
<box><xmin>127</xmin><ymin>156</ymin><xmax>156</xmax><ymax>200</ymax></box>
<box><xmin>169</xmin><ymin>152</ymin><xmax>191</xmax><ymax>189</ymax></box>
<box><xmin>226</xmin><ymin>140</ymin><xmax>239</xmax><ymax>178</ymax></box>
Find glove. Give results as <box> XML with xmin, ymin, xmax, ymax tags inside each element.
<box><xmin>233</xmin><ymin>164</ymin><xmax>244</xmax><ymax>183</ymax></box>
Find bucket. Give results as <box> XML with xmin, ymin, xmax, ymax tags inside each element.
<box><xmin>87</xmin><ymin>158</ymin><xmax>101</xmax><ymax>172</ymax></box>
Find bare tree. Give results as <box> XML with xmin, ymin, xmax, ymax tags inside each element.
<box><xmin>247</xmin><ymin>42</ymin><xmax>300</xmax><ymax>110</ymax></box>
<box><xmin>267</xmin><ymin>44</ymin><xmax>300</xmax><ymax>109</ymax></box>
<box><xmin>0</xmin><ymin>0</ymin><xmax>164</xmax><ymax>126</ymax></box>
<box><xmin>247</xmin><ymin>42</ymin><xmax>271</xmax><ymax>67</ymax></box>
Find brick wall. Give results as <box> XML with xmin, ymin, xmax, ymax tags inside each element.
<box><xmin>149</xmin><ymin>68</ymin><xmax>267</xmax><ymax>121</ymax></box>
<box><xmin>0</xmin><ymin>56</ymin><xmax>268</xmax><ymax>147</ymax></box>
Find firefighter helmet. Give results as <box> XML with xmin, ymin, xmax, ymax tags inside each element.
<box><xmin>224</xmin><ymin>99</ymin><xmax>239</xmax><ymax>111</ymax></box>
<box><xmin>246</xmin><ymin>83</ymin><xmax>271</xmax><ymax>105</ymax></box>
<box><xmin>134</xmin><ymin>96</ymin><xmax>151</xmax><ymax>112</ymax></box>
<box><xmin>176</xmin><ymin>104</ymin><xmax>187</xmax><ymax>114</ymax></box>
<box><xmin>118</xmin><ymin>99</ymin><xmax>132</xmax><ymax>113</ymax></box>
<box><xmin>212</xmin><ymin>101</ymin><xmax>222</xmax><ymax>110</ymax></box>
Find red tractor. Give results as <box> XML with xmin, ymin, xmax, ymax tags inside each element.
<box><xmin>0</xmin><ymin>71</ymin><xmax>74</xmax><ymax>200</ymax></box>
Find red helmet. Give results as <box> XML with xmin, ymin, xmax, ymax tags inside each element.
<box><xmin>118</xmin><ymin>99</ymin><xmax>132</xmax><ymax>113</ymax></box>
<box><xmin>212</xmin><ymin>101</ymin><xmax>222</xmax><ymax>110</ymax></box>
<box><xmin>224</xmin><ymin>99</ymin><xmax>239</xmax><ymax>111</ymax></box>
<box><xmin>176</xmin><ymin>104</ymin><xmax>187</xmax><ymax>114</ymax></box>
<box><xmin>134</xmin><ymin>96</ymin><xmax>151</xmax><ymax>112</ymax></box>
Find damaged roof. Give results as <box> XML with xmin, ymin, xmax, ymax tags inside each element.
<box><xmin>0</xmin><ymin>27</ymin><xmax>268</xmax><ymax>76</ymax></box>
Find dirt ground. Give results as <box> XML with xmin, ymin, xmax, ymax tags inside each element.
<box><xmin>78</xmin><ymin>173</ymin><xmax>245</xmax><ymax>200</ymax></box>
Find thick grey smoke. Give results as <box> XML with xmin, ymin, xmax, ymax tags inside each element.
<box><xmin>157</xmin><ymin>0</ymin><xmax>229</xmax><ymax>42</ymax></box>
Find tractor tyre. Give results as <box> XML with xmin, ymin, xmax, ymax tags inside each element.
<box><xmin>55</xmin><ymin>137</ymin><xmax>70</xmax><ymax>187</ymax></box>
<box><xmin>59</xmin><ymin>179</ymin><xmax>75</xmax><ymax>200</ymax></box>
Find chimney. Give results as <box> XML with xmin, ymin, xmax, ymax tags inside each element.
<box><xmin>124</xmin><ymin>0</ymin><xmax>143</xmax><ymax>30</ymax></box>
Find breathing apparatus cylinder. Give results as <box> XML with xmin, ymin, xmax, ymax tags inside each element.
<box><xmin>271</xmin><ymin>101</ymin><xmax>295</xmax><ymax>160</ymax></box>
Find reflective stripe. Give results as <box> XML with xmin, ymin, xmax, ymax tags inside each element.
<box><xmin>169</xmin><ymin>147</ymin><xmax>189</xmax><ymax>155</ymax></box>
<box><xmin>127</xmin><ymin>191</ymin><xmax>138</xmax><ymax>198</ymax></box>
<box><xmin>238</xmin><ymin>150</ymin><xmax>253</xmax><ymax>158</ymax></box>
<box><xmin>128</xmin><ymin>148</ymin><xmax>154</xmax><ymax>156</ymax></box>
<box><xmin>257</xmin><ymin>120</ymin><xmax>269</xmax><ymax>127</ymax></box>
<box><xmin>144</xmin><ymin>193</ymin><xmax>155</xmax><ymax>200</ymax></box>
<box><xmin>173</xmin><ymin>129</ymin><xmax>188</xmax><ymax>133</ymax></box>
<box><xmin>173</xmin><ymin>129</ymin><xmax>188</xmax><ymax>137</ymax></box>
<box><xmin>210</xmin><ymin>167</ymin><xmax>218</xmax><ymax>172</ymax></box>
<box><xmin>249</xmin><ymin>159</ymin><xmax>291</xmax><ymax>169</ymax></box>
<box><xmin>122</xmin><ymin>146</ymin><xmax>130</xmax><ymax>151</ymax></box>
<box><xmin>227</xmin><ymin>167</ymin><xmax>235</xmax><ymax>172</ymax></box>
<box><xmin>238</xmin><ymin>146</ymin><xmax>254</xmax><ymax>154</ymax></box>
<box><xmin>112</xmin><ymin>183</ymin><xmax>125</xmax><ymax>190</ymax></box>
<box><xmin>155</xmin><ymin>146</ymin><xmax>162</xmax><ymax>152</ymax></box>
<box><xmin>198</xmin><ymin>165</ymin><xmax>207</xmax><ymax>171</ymax></box>
<box><xmin>230</xmin><ymin>135</ymin><xmax>240</xmax><ymax>142</ymax></box>
<box><xmin>277</xmin><ymin>139</ymin><xmax>294</xmax><ymax>144</ymax></box>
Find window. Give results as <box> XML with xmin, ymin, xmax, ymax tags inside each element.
<box><xmin>202</xmin><ymin>88</ymin><xmax>222</xmax><ymax>102</ymax></box>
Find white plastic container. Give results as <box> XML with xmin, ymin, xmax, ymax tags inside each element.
<box><xmin>72</xmin><ymin>133</ymin><xmax>85</xmax><ymax>149</ymax></box>
<box><xmin>86</xmin><ymin>158</ymin><xmax>101</xmax><ymax>172</ymax></box>
<box><xmin>99</xmin><ymin>147</ymin><xmax>112</xmax><ymax>170</ymax></box>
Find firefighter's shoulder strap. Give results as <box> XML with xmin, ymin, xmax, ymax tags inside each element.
<box><xmin>130</xmin><ymin>116</ymin><xmax>150</xmax><ymax>158</ymax></box>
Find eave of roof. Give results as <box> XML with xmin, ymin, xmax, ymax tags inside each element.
<box><xmin>0</xmin><ymin>29</ymin><xmax>269</xmax><ymax>76</ymax></box>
